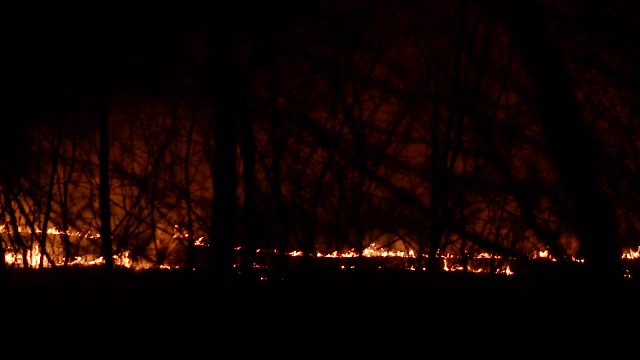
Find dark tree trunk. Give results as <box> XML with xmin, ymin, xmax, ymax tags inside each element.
<box><xmin>240</xmin><ymin>105</ymin><xmax>258</xmax><ymax>277</ymax></box>
<box><xmin>184</xmin><ymin>110</ymin><xmax>197</xmax><ymax>271</ymax></box>
<box><xmin>208</xmin><ymin>23</ymin><xmax>240</xmax><ymax>281</ymax></box>
<box><xmin>39</xmin><ymin>135</ymin><xmax>62</xmax><ymax>268</ymax></box>
<box><xmin>496</xmin><ymin>1</ymin><xmax>621</xmax><ymax>280</ymax></box>
<box><xmin>4</xmin><ymin>184</ymin><xmax>28</xmax><ymax>268</ymax></box>
<box><xmin>0</xmin><ymin>239</ymin><xmax>4</xmax><ymax>273</ymax></box>
<box><xmin>99</xmin><ymin>98</ymin><xmax>113</xmax><ymax>270</ymax></box>
<box><xmin>59</xmin><ymin>136</ymin><xmax>77</xmax><ymax>266</ymax></box>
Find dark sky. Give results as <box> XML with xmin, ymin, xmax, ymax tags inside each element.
<box><xmin>3</xmin><ymin>2</ymin><xmax>197</xmax><ymax>122</ymax></box>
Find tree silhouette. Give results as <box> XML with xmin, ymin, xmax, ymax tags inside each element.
<box><xmin>487</xmin><ymin>0</ymin><xmax>622</xmax><ymax>280</ymax></box>
<box><xmin>1</xmin><ymin>0</ymin><xmax>638</xmax><ymax>281</ymax></box>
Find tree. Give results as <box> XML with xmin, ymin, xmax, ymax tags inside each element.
<box><xmin>487</xmin><ymin>0</ymin><xmax>622</xmax><ymax>280</ymax></box>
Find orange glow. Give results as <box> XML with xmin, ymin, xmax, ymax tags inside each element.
<box><xmin>623</xmin><ymin>247</ymin><xmax>640</xmax><ymax>260</ymax></box>
<box><xmin>2</xmin><ymin>226</ymin><xmax>638</xmax><ymax>276</ymax></box>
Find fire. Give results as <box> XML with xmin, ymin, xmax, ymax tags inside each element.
<box><xmin>442</xmin><ymin>256</ymin><xmax>513</xmax><ymax>275</ymax></box>
<box><xmin>304</xmin><ymin>243</ymin><xmax>416</xmax><ymax>258</ymax></box>
<box><xmin>288</xmin><ymin>243</ymin><xmax>515</xmax><ymax>275</ymax></box>
<box><xmin>532</xmin><ymin>249</ymin><xmax>558</xmax><ymax>261</ymax></box>
<box><xmin>292</xmin><ymin>243</ymin><xmax>416</xmax><ymax>258</ymax></box>
<box><xmin>504</xmin><ymin>265</ymin><xmax>514</xmax><ymax>276</ymax></box>
<box><xmin>0</xmin><ymin>224</ymin><xmax>100</xmax><ymax>238</ymax></box>
<box><xmin>3</xmin><ymin>243</ymin><xmax>153</xmax><ymax>270</ymax></box>
<box><xmin>623</xmin><ymin>247</ymin><xmax>640</xmax><ymax>260</ymax></box>
<box><xmin>3</xmin><ymin>226</ymin><xmax>640</xmax><ymax>277</ymax></box>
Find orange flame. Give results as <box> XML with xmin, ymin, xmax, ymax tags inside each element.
<box><xmin>3</xmin><ymin>226</ymin><xmax>639</xmax><ymax>276</ymax></box>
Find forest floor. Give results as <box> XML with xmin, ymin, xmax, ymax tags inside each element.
<box><xmin>1</xmin><ymin>266</ymin><xmax>640</xmax><ymax>359</ymax></box>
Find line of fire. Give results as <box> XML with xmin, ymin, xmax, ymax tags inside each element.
<box><xmin>2</xmin><ymin>1</ymin><xmax>640</xmax><ymax>282</ymax></box>
<box><xmin>6</xmin><ymin>1</ymin><xmax>640</xmax><ymax>358</ymax></box>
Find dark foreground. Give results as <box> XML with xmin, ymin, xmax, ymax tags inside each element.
<box><xmin>1</xmin><ymin>267</ymin><xmax>640</xmax><ymax>359</ymax></box>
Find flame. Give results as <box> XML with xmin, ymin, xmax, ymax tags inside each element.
<box><xmin>295</xmin><ymin>243</ymin><xmax>417</xmax><ymax>258</ymax></box>
<box><xmin>3</xmin><ymin>226</ymin><xmax>640</xmax><ymax>277</ymax></box>
<box><xmin>0</xmin><ymin>224</ymin><xmax>100</xmax><ymax>239</ymax></box>
<box><xmin>2</xmin><ymin>244</ymin><xmax>155</xmax><ymax>270</ymax></box>
<box><xmin>503</xmin><ymin>265</ymin><xmax>514</xmax><ymax>276</ymax></box>
<box><xmin>532</xmin><ymin>249</ymin><xmax>558</xmax><ymax>261</ymax></box>
<box><xmin>623</xmin><ymin>247</ymin><xmax>640</xmax><ymax>260</ymax></box>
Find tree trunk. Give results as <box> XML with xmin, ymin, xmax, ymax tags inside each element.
<box><xmin>99</xmin><ymin>98</ymin><xmax>113</xmax><ymax>270</ymax></box>
<box><xmin>0</xmin><ymin>233</ymin><xmax>6</xmax><ymax>273</ymax></box>
<box><xmin>497</xmin><ymin>1</ymin><xmax>621</xmax><ymax>281</ymax></box>
<box><xmin>208</xmin><ymin>26</ymin><xmax>240</xmax><ymax>281</ymax></box>
<box><xmin>184</xmin><ymin>108</ymin><xmax>196</xmax><ymax>271</ymax></box>
<box><xmin>240</xmin><ymin>106</ymin><xmax>258</xmax><ymax>277</ymax></box>
<box><xmin>4</xmin><ymin>184</ymin><xmax>28</xmax><ymax>268</ymax></box>
<box><xmin>39</xmin><ymin>135</ymin><xmax>62</xmax><ymax>268</ymax></box>
<box><xmin>59</xmin><ymin>139</ymin><xmax>77</xmax><ymax>266</ymax></box>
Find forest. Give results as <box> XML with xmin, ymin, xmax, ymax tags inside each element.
<box><xmin>2</xmin><ymin>0</ymin><xmax>640</xmax><ymax>357</ymax></box>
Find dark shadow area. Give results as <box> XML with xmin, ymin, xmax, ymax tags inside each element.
<box><xmin>1</xmin><ymin>268</ymin><xmax>639</xmax><ymax>358</ymax></box>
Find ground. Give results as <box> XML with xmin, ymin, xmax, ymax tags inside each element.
<box><xmin>1</xmin><ymin>267</ymin><xmax>639</xmax><ymax>359</ymax></box>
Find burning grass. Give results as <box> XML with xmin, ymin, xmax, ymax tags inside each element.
<box><xmin>3</xmin><ymin>226</ymin><xmax>640</xmax><ymax>278</ymax></box>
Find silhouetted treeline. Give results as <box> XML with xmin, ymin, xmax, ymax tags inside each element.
<box><xmin>1</xmin><ymin>0</ymin><xmax>639</xmax><ymax>280</ymax></box>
